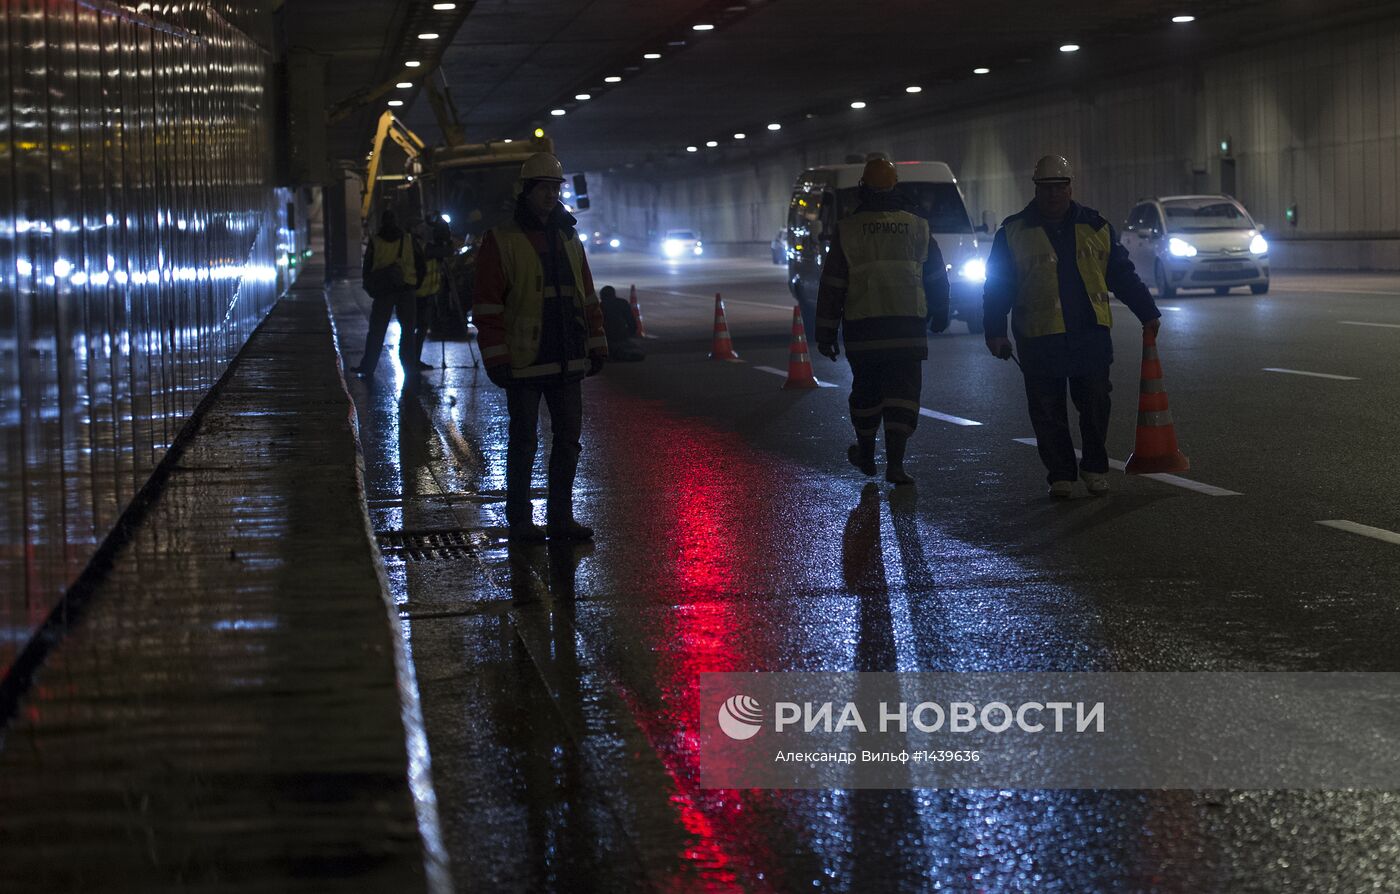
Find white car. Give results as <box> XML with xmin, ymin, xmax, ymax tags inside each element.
<box><xmin>660</xmin><ymin>229</ymin><xmax>703</xmax><ymax>258</ymax></box>
<box><xmin>1122</xmin><ymin>195</ymin><xmax>1270</xmax><ymax>297</ymax></box>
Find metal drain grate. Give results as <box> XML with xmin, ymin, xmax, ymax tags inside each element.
<box><xmin>377</xmin><ymin>528</ymin><xmax>478</xmax><ymax>562</ymax></box>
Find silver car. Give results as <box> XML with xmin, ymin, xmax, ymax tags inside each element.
<box><xmin>1122</xmin><ymin>195</ymin><xmax>1270</xmax><ymax>297</ymax></box>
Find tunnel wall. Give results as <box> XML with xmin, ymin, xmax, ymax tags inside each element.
<box><xmin>598</xmin><ymin>16</ymin><xmax>1400</xmax><ymax>272</ymax></box>
<box><xmin>0</xmin><ymin>1</ymin><xmax>304</xmax><ymax>672</ymax></box>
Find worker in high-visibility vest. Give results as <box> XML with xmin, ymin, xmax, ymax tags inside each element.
<box><xmin>413</xmin><ymin>213</ymin><xmax>453</xmax><ymax>368</ymax></box>
<box><xmin>355</xmin><ymin>209</ymin><xmax>426</xmax><ymax>391</ymax></box>
<box><xmin>473</xmin><ymin>153</ymin><xmax>608</xmax><ymax>542</ymax></box>
<box><xmin>815</xmin><ymin>158</ymin><xmax>950</xmax><ymax>486</ymax></box>
<box><xmin>983</xmin><ymin>155</ymin><xmax>1161</xmax><ymax>498</ymax></box>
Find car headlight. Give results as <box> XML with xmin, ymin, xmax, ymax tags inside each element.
<box><xmin>1250</xmin><ymin>234</ymin><xmax>1268</xmax><ymax>255</ymax></box>
<box><xmin>609</xmin><ymin>238</ymin><xmax>620</xmax><ymax>249</ymax></box>
<box><xmin>663</xmin><ymin>239</ymin><xmax>681</xmax><ymax>257</ymax></box>
<box><xmin>693</xmin><ymin>244</ymin><xmax>703</xmax><ymax>255</ymax></box>
<box><xmin>1168</xmin><ymin>237</ymin><xmax>1198</xmax><ymax>258</ymax></box>
<box><xmin>958</xmin><ymin>258</ymin><xmax>987</xmax><ymax>283</ymax></box>
<box><xmin>578</xmin><ymin>232</ymin><xmax>588</xmax><ymax>243</ymax></box>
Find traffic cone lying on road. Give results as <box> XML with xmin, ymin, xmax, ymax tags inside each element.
<box><xmin>782</xmin><ymin>305</ymin><xmax>819</xmax><ymax>389</ymax></box>
<box><xmin>708</xmin><ymin>292</ymin><xmax>740</xmax><ymax>361</ymax></box>
<box><xmin>1125</xmin><ymin>328</ymin><xmax>1190</xmax><ymax>474</ymax></box>
<box><xmin>628</xmin><ymin>283</ymin><xmax>648</xmax><ymax>337</ymax></box>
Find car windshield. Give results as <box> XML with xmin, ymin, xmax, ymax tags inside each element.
<box><xmin>1163</xmin><ymin>198</ymin><xmax>1253</xmax><ymax>232</ymax></box>
<box><xmin>835</xmin><ymin>182</ymin><xmax>972</xmax><ymax>233</ymax></box>
<box><xmin>667</xmin><ymin>230</ymin><xmax>696</xmax><ymax>240</ymax></box>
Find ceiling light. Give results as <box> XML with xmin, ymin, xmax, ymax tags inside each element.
<box><xmin>575</xmin><ymin>93</ymin><xmax>591</xmax><ymax>100</ymax></box>
<box><xmin>1059</xmin><ymin>44</ymin><xmax>1080</xmax><ymax>52</ymax></box>
<box><xmin>1172</xmin><ymin>14</ymin><xmax>1195</xmax><ymax>23</ymax></box>
<box><xmin>503</xmin><ymin>138</ymin><xmax>512</xmax><ymax>143</ymax></box>
<box><xmin>693</xmin><ymin>23</ymin><xmax>714</xmax><ymax>31</ymax></box>
<box><xmin>432</xmin><ymin>2</ymin><xmax>456</xmax><ymax>8</ymax></box>
<box><xmin>643</xmin><ymin>52</ymin><xmax>661</xmax><ymax>60</ymax></box>
<box><xmin>604</xmin><ymin>76</ymin><xmax>622</xmax><ymax>83</ymax></box>
<box><xmin>850</xmin><ymin>101</ymin><xmax>866</xmax><ymax>109</ymax></box>
<box><xmin>686</xmin><ymin>146</ymin><xmax>698</xmax><ymax>152</ymax></box>
<box><xmin>551</xmin><ymin>108</ymin><xmax>566</xmax><ymax>116</ymax></box>
<box><xmin>905</xmin><ymin>85</ymin><xmax>922</xmax><ymax>93</ymax></box>
<box><xmin>417</xmin><ymin>32</ymin><xmax>439</xmax><ymax>40</ymax></box>
<box><xmin>767</xmin><ymin>122</ymin><xmax>781</xmax><ymax>131</ymax></box>
<box><xmin>387</xmin><ymin>100</ymin><xmax>404</xmax><ymax>107</ymax></box>
<box><xmin>734</xmin><ymin>132</ymin><xmax>746</xmax><ymax>139</ymax></box>
<box><xmin>706</xmin><ymin>140</ymin><xmax>718</xmax><ymax>147</ymax></box>
<box><xmin>396</xmin><ymin>81</ymin><xmax>413</xmax><ymax>88</ymax></box>
<box><xmin>405</xmin><ymin>60</ymin><xmax>422</xmax><ymax>67</ymax></box>
<box><xmin>973</xmin><ymin>67</ymin><xmax>990</xmax><ymax>74</ymax></box>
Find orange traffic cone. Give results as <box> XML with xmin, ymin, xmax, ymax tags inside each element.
<box><xmin>628</xmin><ymin>284</ymin><xmax>648</xmax><ymax>337</ymax></box>
<box><xmin>1125</xmin><ymin>328</ymin><xmax>1190</xmax><ymax>474</ymax></box>
<box><xmin>708</xmin><ymin>292</ymin><xmax>740</xmax><ymax>361</ymax></box>
<box><xmin>782</xmin><ymin>306</ymin><xmax>819</xmax><ymax>389</ymax></box>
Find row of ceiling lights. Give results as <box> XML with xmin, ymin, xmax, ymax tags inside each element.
<box><xmin>385</xmin><ymin>2</ymin><xmax>459</xmax><ymax>107</ymax></box>
<box><xmin>546</xmin><ymin>18</ymin><xmax>730</xmax><ymax>118</ymax></box>
<box><xmin>679</xmin><ymin>13</ymin><xmax>1200</xmax><ymax>153</ymax></box>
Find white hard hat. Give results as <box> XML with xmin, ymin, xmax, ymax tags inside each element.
<box><xmin>520</xmin><ymin>152</ymin><xmax>565</xmax><ymax>182</ymax></box>
<box><xmin>1032</xmin><ymin>155</ymin><xmax>1073</xmax><ymax>183</ymax></box>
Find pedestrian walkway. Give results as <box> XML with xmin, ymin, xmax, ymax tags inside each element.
<box><xmin>0</xmin><ymin>273</ymin><xmax>446</xmax><ymax>892</ymax></box>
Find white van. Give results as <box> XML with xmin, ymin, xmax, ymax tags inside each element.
<box><xmin>786</xmin><ymin>161</ymin><xmax>988</xmax><ymax>337</ymax></box>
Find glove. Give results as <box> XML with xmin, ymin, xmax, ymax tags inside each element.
<box><xmin>927</xmin><ymin>297</ymin><xmax>950</xmax><ymax>334</ymax></box>
<box><xmin>985</xmin><ymin>336</ymin><xmax>1013</xmax><ymax>360</ymax></box>
<box><xmin>1145</xmin><ymin>317</ymin><xmax>1162</xmax><ymax>337</ymax></box>
<box><xmin>485</xmin><ymin>363</ymin><xmax>512</xmax><ymax>387</ymax></box>
<box><xmin>817</xmin><ymin>341</ymin><xmax>840</xmax><ymax>361</ymax></box>
<box><xmin>587</xmin><ymin>354</ymin><xmax>605</xmax><ymax>377</ymax></box>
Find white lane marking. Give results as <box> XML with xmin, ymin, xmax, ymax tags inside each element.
<box><xmin>1339</xmin><ymin>320</ymin><xmax>1400</xmax><ymax>329</ymax></box>
<box><xmin>1317</xmin><ymin>520</ymin><xmax>1400</xmax><ymax>547</ymax></box>
<box><xmin>1159</xmin><ymin>306</ymin><xmax>1183</xmax><ymax>312</ymax></box>
<box><xmin>919</xmin><ymin>408</ymin><xmax>982</xmax><ymax>427</ymax></box>
<box><xmin>753</xmin><ymin>365</ymin><xmax>838</xmax><ymax>388</ymax></box>
<box><xmin>1262</xmin><ymin>367</ymin><xmax>1359</xmax><ymax>381</ymax></box>
<box><xmin>1013</xmin><ymin>438</ymin><xmax>1242</xmax><ymax>496</ymax></box>
<box><xmin>1275</xmin><ymin>287</ymin><xmax>1399</xmax><ymax>296</ymax></box>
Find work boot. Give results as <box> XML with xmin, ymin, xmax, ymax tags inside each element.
<box><xmin>1080</xmin><ymin>471</ymin><xmax>1110</xmax><ymax>496</ymax></box>
<box><xmin>547</xmin><ymin>518</ymin><xmax>594</xmax><ymax>541</ymax></box>
<box><xmin>1048</xmin><ymin>480</ymin><xmax>1074</xmax><ymax>499</ymax></box>
<box><xmin>885</xmin><ymin>464</ymin><xmax>915</xmax><ymax>486</ymax></box>
<box><xmin>417</xmin><ymin>360</ymin><xmax>434</xmax><ymax>371</ymax></box>
<box><xmin>507</xmin><ymin>522</ymin><xmax>548</xmax><ymax>543</ymax></box>
<box><xmin>847</xmin><ymin>442</ymin><xmax>877</xmax><ymax>476</ymax></box>
<box><xmin>884</xmin><ymin>432</ymin><xmax>913</xmax><ymax>485</ymax></box>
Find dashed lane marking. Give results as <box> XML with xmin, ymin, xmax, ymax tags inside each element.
<box><xmin>1013</xmin><ymin>438</ymin><xmax>1242</xmax><ymax>496</ymax></box>
<box><xmin>1262</xmin><ymin>367</ymin><xmax>1359</xmax><ymax>381</ymax></box>
<box><xmin>1339</xmin><ymin>320</ymin><xmax>1400</xmax><ymax>329</ymax></box>
<box><xmin>753</xmin><ymin>365</ymin><xmax>838</xmax><ymax>387</ymax></box>
<box><xmin>919</xmin><ymin>408</ymin><xmax>982</xmax><ymax>427</ymax></box>
<box><xmin>1317</xmin><ymin>520</ymin><xmax>1400</xmax><ymax>547</ymax></box>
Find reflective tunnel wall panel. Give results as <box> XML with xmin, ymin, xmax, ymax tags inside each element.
<box><xmin>599</xmin><ymin>16</ymin><xmax>1400</xmax><ymax>270</ymax></box>
<box><xmin>1</xmin><ymin>1</ymin><xmax>298</xmax><ymax>672</ymax></box>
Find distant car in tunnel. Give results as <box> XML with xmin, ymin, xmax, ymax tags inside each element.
<box><xmin>660</xmin><ymin>228</ymin><xmax>703</xmax><ymax>259</ymax></box>
<box><xmin>1122</xmin><ymin>195</ymin><xmax>1270</xmax><ymax>298</ymax></box>
<box><xmin>785</xmin><ymin>161</ymin><xmax>987</xmax><ymax>338</ymax></box>
<box><xmin>591</xmin><ymin>229</ymin><xmax>623</xmax><ymax>252</ymax></box>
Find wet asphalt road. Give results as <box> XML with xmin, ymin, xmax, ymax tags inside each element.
<box><xmin>331</xmin><ymin>256</ymin><xmax>1400</xmax><ymax>892</ymax></box>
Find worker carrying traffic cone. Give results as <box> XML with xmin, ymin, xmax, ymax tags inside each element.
<box><xmin>708</xmin><ymin>292</ymin><xmax>740</xmax><ymax>361</ymax></box>
<box><xmin>782</xmin><ymin>306</ymin><xmax>820</xmax><ymax>389</ymax></box>
<box><xmin>1125</xmin><ymin>328</ymin><xmax>1189</xmax><ymax>474</ymax></box>
<box><xmin>628</xmin><ymin>284</ymin><xmax>648</xmax><ymax>337</ymax></box>
<box><xmin>983</xmin><ymin>154</ymin><xmax>1163</xmax><ymax>498</ymax></box>
<box><xmin>814</xmin><ymin>158</ymin><xmax>950</xmax><ymax>486</ymax></box>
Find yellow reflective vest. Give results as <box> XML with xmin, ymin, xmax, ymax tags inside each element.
<box><xmin>369</xmin><ymin>234</ymin><xmax>418</xmax><ymax>287</ymax></box>
<box><xmin>1003</xmin><ymin>218</ymin><xmax>1112</xmax><ymax>337</ymax></box>
<box><xmin>836</xmin><ymin>210</ymin><xmax>929</xmax><ymax>322</ymax></box>
<box><xmin>415</xmin><ymin>257</ymin><xmax>442</xmax><ymax>297</ymax></box>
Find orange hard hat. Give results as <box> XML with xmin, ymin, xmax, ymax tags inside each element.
<box><xmin>860</xmin><ymin>158</ymin><xmax>897</xmax><ymax>190</ymax></box>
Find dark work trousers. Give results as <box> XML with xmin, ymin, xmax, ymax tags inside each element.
<box><xmin>505</xmin><ymin>379</ymin><xmax>583</xmax><ymax>527</ymax></box>
<box><xmin>1022</xmin><ymin>367</ymin><xmax>1112</xmax><ymax>483</ymax></box>
<box><xmin>414</xmin><ymin>288</ymin><xmax>438</xmax><ymax>362</ymax></box>
<box><xmin>361</xmin><ymin>289</ymin><xmax>419</xmax><ymax>371</ymax></box>
<box><xmin>848</xmin><ymin>357</ymin><xmax>922</xmax><ymax>463</ymax></box>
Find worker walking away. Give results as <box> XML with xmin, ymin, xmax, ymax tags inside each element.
<box><xmin>356</xmin><ymin>209</ymin><xmax>427</xmax><ymax>393</ymax></box>
<box><xmin>599</xmin><ymin>285</ymin><xmax>645</xmax><ymax>362</ymax></box>
<box><xmin>982</xmin><ymin>155</ymin><xmax>1161</xmax><ymax>498</ymax></box>
<box><xmin>473</xmin><ymin>153</ymin><xmax>609</xmax><ymax>542</ymax></box>
<box><xmin>414</xmin><ymin>213</ymin><xmax>453</xmax><ymax>369</ymax></box>
<box><xmin>815</xmin><ymin>158</ymin><xmax>949</xmax><ymax>486</ymax></box>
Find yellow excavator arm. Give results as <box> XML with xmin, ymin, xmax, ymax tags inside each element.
<box><xmin>362</xmin><ymin>111</ymin><xmax>427</xmax><ymax>223</ymax></box>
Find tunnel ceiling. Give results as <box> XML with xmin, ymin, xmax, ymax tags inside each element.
<box><xmin>295</xmin><ymin>0</ymin><xmax>1392</xmax><ymax>173</ymax></box>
